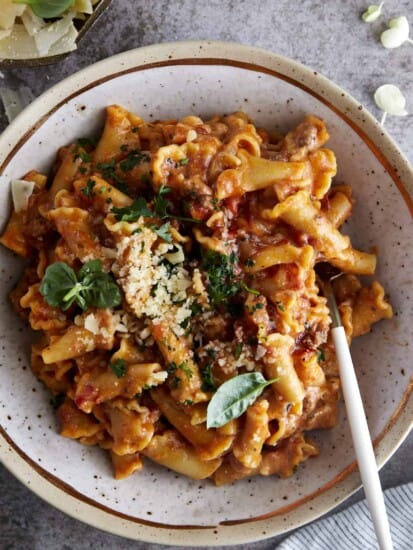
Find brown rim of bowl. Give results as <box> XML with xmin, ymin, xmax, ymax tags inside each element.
<box><xmin>0</xmin><ymin>0</ymin><xmax>112</xmax><ymax>69</ymax></box>
<box><xmin>0</xmin><ymin>41</ymin><xmax>412</xmax><ymax>546</ymax></box>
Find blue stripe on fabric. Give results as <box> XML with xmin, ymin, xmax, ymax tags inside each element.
<box><xmin>276</xmin><ymin>482</ymin><xmax>413</xmax><ymax>550</ymax></box>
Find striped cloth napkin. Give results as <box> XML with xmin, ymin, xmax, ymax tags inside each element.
<box><xmin>277</xmin><ymin>483</ymin><xmax>412</xmax><ymax>550</ymax></box>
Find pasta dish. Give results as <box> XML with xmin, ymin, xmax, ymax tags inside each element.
<box><xmin>0</xmin><ymin>106</ymin><xmax>393</xmax><ymax>483</ymax></box>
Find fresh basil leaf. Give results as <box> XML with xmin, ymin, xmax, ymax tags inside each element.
<box><xmin>39</xmin><ymin>262</ymin><xmax>78</xmax><ymax>310</ymax></box>
<box><xmin>206</xmin><ymin>372</ymin><xmax>277</xmax><ymax>429</ymax></box>
<box><xmin>84</xmin><ymin>273</ymin><xmax>122</xmax><ymax>309</ymax></box>
<box><xmin>77</xmin><ymin>259</ymin><xmax>104</xmax><ymax>278</ymax></box>
<box><xmin>40</xmin><ymin>260</ymin><xmax>122</xmax><ymax>311</ymax></box>
<box><xmin>14</xmin><ymin>0</ymin><xmax>75</xmax><ymax>18</ymax></box>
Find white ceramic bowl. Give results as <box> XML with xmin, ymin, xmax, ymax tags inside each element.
<box><xmin>0</xmin><ymin>41</ymin><xmax>412</xmax><ymax>546</ymax></box>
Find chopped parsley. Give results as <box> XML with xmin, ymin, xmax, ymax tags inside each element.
<box><xmin>168</xmin><ymin>361</ymin><xmax>193</xmax><ymax>380</ymax></box>
<box><xmin>202</xmin><ymin>250</ymin><xmax>240</xmax><ymax>307</ymax></box>
<box><xmin>50</xmin><ymin>393</ymin><xmax>65</xmax><ymax>410</ymax></box>
<box><xmin>206</xmin><ymin>347</ymin><xmax>217</xmax><ymax>359</ymax></box>
<box><xmin>244</xmin><ymin>258</ymin><xmax>255</xmax><ymax>267</ymax></box>
<box><xmin>96</xmin><ymin>160</ymin><xmax>129</xmax><ymax>194</ymax></box>
<box><xmin>147</xmin><ymin>221</ymin><xmax>172</xmax><ymax>243</ymax></box>
<box><xmin>112</xmin><ymin>197</ymin><xmax>153</xmax><ymax>221</ymax></box>
<box><xmin>201</xmin><ymin>364</ymin><xmax>217</xmax><ymax>392</ymax></box>
<box><xmin>74</xmin><ymin>150</ymin><xmax>91</xmax><ymax>163</ymax></box>
<box><xmin>249</xmin><ymin>302</ymin><xmax>264</xmax><ymax>313</ymax></box>
<box><xmin>112</xmin><ymin>183</ymin><xmax>201</xmax><ymax>224</ymax></box>
<box><xmin>235</xmin><ymin>342</ymin><xmax>243</xmax><ymax>359</ymax></box>
<box><xmin>109</xmin><ymin>359</ymin><xmax>127</xmax><ymax>378</ymax></box>
<box><xmin>190</xmin><ymin>301</ymin><xmax>203</xmax><ymax>317</ymax></box>
<box><xmin>81</xmin><ymin>179</ymin><xmax>96</xmax><ymax>197</ymax></box>
<box><xmin>240</xmin><ymin>281</ymin><xmax>260</xmax><ymax>295</ymax></box>
<box><xmin>119</xmin><ymin>150</ymin><xmax>150</xmax><ymax>172</ymax></box>
<box><xmin>317</xmin><ymin>348</ymin><xmax>325</xmax><ymax>362</ymax></box>
<box><xmin>276</xmin><ymin>301</ymin><xmax>285</xmax><ymax>312</ymax></box>
<box><xmin>76</xmin><ymin>137</ymin><xmax>97</xmax><ymax>149</ymax></box>
<box><xmin>179</xmin><ymin>157</ymin><xmax>189</xmax><ymax>166</ymax></box>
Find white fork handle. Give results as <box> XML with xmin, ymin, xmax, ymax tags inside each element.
<box><xmin>332</xmin><ymin>326</ymin><xmax>393</xmax><ymax>550</ymax></box>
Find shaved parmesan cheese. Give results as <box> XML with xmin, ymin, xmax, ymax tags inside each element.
<box><xmin>34</xmin><ymin>13</ymin><xmax>76</xmax><ymax>56</ymax></box>
<box><xmin>11</xmin><ymin>179</ymin><xmax>35</xmax><ymax>213</ymax></box>
<box><xmin>0</xmin><ymin>1</ymin><xmax>26</xmax><ymax>31</ymax></box>
<box><xmin>0</xmin><ymin>1</ymin><xmax>103</xmax><ymax>60</ymax></box>
<box><xmin>73</xmin><ymin>0</ymin><xmax>94</xmax><ymax>15</ymax></box>
<box><xmin>0</xmin><ymin>28</ymin><xmax>12</xmax><ymax>40</ymax></box>
<box><xmin>164</xmin><ymin>244</ymin><xmax>185</xmax><ymax>265</ymax></box>
<box><xmin>0</xmin><ymin>24</ymin><xmax>37</xmax><ymax>59</ymax></box>
<box><xmin>47</xmin><ymin>23</ymin><xmax>78</xmax><ymax>56</ymax></box>
<box><xmin>21</xmin><ymin>8</ymin><xmax>46</xmax><ymax>37</ymax></box>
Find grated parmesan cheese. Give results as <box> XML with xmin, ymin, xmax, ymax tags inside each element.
<box><xmin>114</xmin><ymin>229</ymin><xmax>196</xmax><ymax>337</ymax></box>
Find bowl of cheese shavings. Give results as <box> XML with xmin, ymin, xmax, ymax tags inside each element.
<box><xmin>0</xmin><ymin>0</ymin><xmax>111</xmax><ymax>67</ymax></box>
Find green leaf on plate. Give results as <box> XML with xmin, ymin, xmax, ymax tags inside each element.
<box><xmin>206</xmin><ymin>372</ymin><xmax>277</xmax><ymax>429</ymax></box>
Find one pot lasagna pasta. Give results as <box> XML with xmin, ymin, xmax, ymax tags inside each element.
<box><xmin>0</xmin><ymin>106</ymin><xmax>393</xmax><ymax>483</ymax></box>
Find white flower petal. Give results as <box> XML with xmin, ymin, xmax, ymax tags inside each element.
<box><xmin>374</xmin><ymin>84</ymin><xmax>408</xmax><ymax>117</ymax></box>
<box><xmin>388</xmin><ymin>16</ymin><xmax>409</xmax><ymax>33</ymax></box>
<box><xmin>381</xmin><ymin>16</ymin><xmax>410</xmax><ymax>48</ymax></box>
<box><xmin>362</xmin><ymin>4</ymin><xmax>384</xmax><ymax>23</ymax></box>
<box><xmin>380</xmin><ymin>27</ymin><xmax>407</xmax><ymax>48</ymax></box>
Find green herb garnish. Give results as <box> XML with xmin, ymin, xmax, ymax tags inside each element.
<box><xmin>96</xmin><ymin>160</ymin><xmax>129</xmax><ymax>194</ymax></box>
<box><xmin>109</xmin><ymin>359</ymin><xmax>127</xmax><ymax>378</ymax></box>
<box><xmin>317</xmin><ymin>348</ymin><xmax>325</xmax><ymax>362</ymax></box>
<box><xmin>112</xmin><ymin>197</ymin><xmax>154</xmax><ymax>221</ymax></box>
<box><xmin>206</xmin><ymin>372</ymin><xmax>277</xmax><ymax>429</ymax></box>
<box><xmin>112</xmin><ymin>183</ymin><xmax>201</xmax><ymax>224</ymax></box>
<box><xmin>39</xmin><ymin>260</ymin><xmax>122</xmax><ymax>311</ymax></box>
<box><xmin>201</xmin><ymin>364</ymin><xmax>217</xmax><ymax>392</ymax></box>
<box><xmin>202</xmin><ymin>250</ymin><xmax>240</xmax><ymax>307</ymax></box>
<box><xmin>74</xmin><ymin>150</ymin><xmax>91</xmax><ymax>163</ymax></box>
<box><xmin>119</xmin><ymin>150</ymin><xmax>150</xmax><ymax>172</ymax></box>
<box><xmin>147</xmin><ymin>221</ymin><xmax>172</xmax><ymax>243</ymax></box>
<box><xmin>240</xmin><ymin>281</ymin><xmax>260</xmax><ymax>295</ymax></box>
<box><xmin>76</xmin><ymin>137</ymin><xmax>97</xmax><ymax>149</ymax></box>
<box><xmin>234</xmin><ymin>342</ymin><xmax>243</xmax><ymax>359</ymax></box>
<box><xmin>81</xmin><ymin>179</ymin><xmax>96</xmax><ymax>197</ymax></box>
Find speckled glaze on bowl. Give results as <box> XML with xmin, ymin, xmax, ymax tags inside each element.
<box><xmin>0</xmin><ymin>41</ymin><xmax>412</xmax><ymax>546</ymax></box>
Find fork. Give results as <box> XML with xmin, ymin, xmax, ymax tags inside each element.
<box><xmin>320</xmin><ymin>274</ymin><xmax>393</xmax><ymax>550</ymax></box>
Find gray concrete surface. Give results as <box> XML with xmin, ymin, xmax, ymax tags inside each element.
<box><xmin>0</xmin><ymin>1</ymin><xmax>412</xmax><ymax>548</ymax></box>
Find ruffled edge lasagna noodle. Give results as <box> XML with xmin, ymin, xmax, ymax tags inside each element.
<box><xmin>0</xmin><ymin>105</ymin><xmax>393</xmax><ymax>483</ymax></box>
